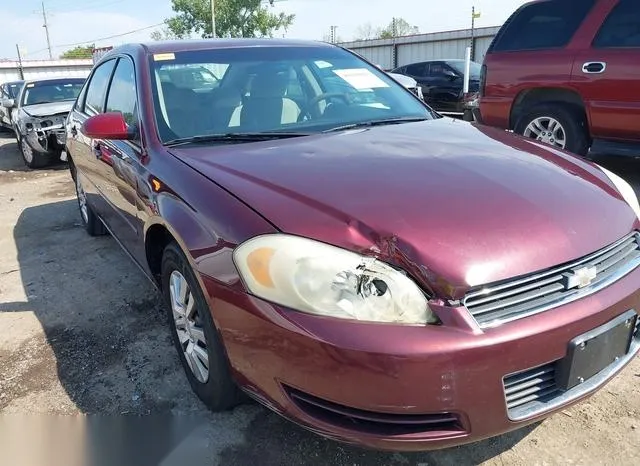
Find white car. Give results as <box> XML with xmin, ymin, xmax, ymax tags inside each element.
<box><xmin>388</xmin><ymin>72</ymin><xmax>424</xmax><ymax>100</ymax></box>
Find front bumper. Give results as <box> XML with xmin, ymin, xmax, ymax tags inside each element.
<box><xmin>22</xmin><ymin>124</ymin><xmax>66</xmax><ymax>155</ymax></box>
<box><xmin>205</xmin><ymin>266</ymin><xmax>640</xmax><ymax>451</ymax></box>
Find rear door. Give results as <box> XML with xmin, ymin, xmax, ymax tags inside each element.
<box><xmin>480</xmin><ymin>0</ymin><xmax>597</xmax><ymax>129</ymax></box>
<box><xmin>571</xmin><ymin>0</ymin><xmax>640</xmax><ymax>142</ymax></box>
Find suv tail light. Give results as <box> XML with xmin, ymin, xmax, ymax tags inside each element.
<box><xmin>479</xmin><ymin>64</ymin><xmax>487</xmax><ymax>97</ymax></box>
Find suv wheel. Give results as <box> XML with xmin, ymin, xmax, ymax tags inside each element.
<box><xmin>516</xmin><ymin>104</ymin><xmax>590</xmax><ymax>156</ymax></box>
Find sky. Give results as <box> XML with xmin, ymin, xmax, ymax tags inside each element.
<box><xmin>0</xmin><ymin>0</ymin><xmax>527</xmax><ymax>61</ymax></box>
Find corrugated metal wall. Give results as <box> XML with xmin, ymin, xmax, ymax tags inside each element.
<box><xmin>0</xmin><ymin>60</ymin><xmax>93</xmax><ymax>85</ymax></box>
<box><xmin>341</xmin><ymin>26</ymin><xmax>501</xmax><ymax>70</ymax></box>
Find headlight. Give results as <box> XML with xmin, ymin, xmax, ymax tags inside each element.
<box><xmin>233</xmin><ymin>234</ymin><xmax>437</xmax><ymax>325</ymax></box>
<box><xmin>597</xmin><ymin>165</ymin><xmax>640</xmax><ymax>219</ymax></box>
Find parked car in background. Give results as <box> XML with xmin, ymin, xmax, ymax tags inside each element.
<box><xmin>67</xmin><ymin>39</ymin><xmax>640</xmax><ymax>452</ymax></box>
<box><xmin>392</xmin><ymin>59</ymin><xmax>481</xmax><ymax>117</ymax></box>
<box><xmin>4</xmin><ymin>77</ymin><xmax>85</xmax><ymax>168</ymax></box>
<box><xmin>0</xmin><ymin>80</ymin><xmax>25</xmax><ymax>129</ymax></box>
<box><xmin>388</xmin><ymin>72</ymin><xmax>424</xmax><ymax>100</ymax></box>
<box><xmin>479</xmin><ymin>0</ymin><xmax>640</xmax><ymax>157</ymax></box>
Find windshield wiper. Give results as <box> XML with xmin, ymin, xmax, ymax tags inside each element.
<box><xmin>164</xmin><ymin>132</ymin><xmax>311</xmax><ymax>147</ymax></box>
<box><xmin>323</xmin><ymin>117</ymin><xmax>430</xmax><ymax>133</ymax></box>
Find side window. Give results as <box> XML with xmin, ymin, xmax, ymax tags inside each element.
<box><xmin>593</xmin><ymin>0</ymin><xmax>640</xmax><ymax>48</ymax></box>
<box><xmin>427</xmin><ymin>63</ymin><xmax>447</xmax><ymax>78</ymax></box>
<box><xmin>491</xmin><ymin>0</ymin><xmax>596</xmax><ymax>52</ymax></box>
<box><xmin>406</xmin><ymin>63</ymin><xmax>426</xmax><ymax>77</ymax></box>
<box><xmin>84</xmin><ymin>59</ymin><xmax>116</xmax><ymax>115</ymax></box>
<box><xmin>105</xmin><ymin>58</ymin><xmax>138</xmax><ymax>129</ymax></box>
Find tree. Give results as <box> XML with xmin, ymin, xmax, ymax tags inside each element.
<box><xmin>354</xmin><ymin>22</ymin><xmax>380</xmax><ymax>41</ymax></box>
<box><xmin>60</xmin><ymin>44</ymin><xmax>95</xmax><ymax>59</ymax></box>
<box><xmin>378</xmin><ymin>18</ymin><xmax>419</xmax><ymax>39</ymax></box>
<box><xmin>157</xmin><ymin>0</ymin><xmax>295</xmax><ymax>39</ymax></box>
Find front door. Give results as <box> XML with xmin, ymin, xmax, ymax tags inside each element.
<box><xmin>571</xmin><ymin>0</ymin><xmax>640</xmax><ymax>142</ymax></box>
<box><xmin>95</xmin><ymin>56</ymin><xmax>146</xmax><ymax>263</ymax></box>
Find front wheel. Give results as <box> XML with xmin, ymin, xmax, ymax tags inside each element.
<box><xmin>515</xmin><ymin>104</ymin><xmax>590</xmax><ymax>156</ymax></box>
<box><xmin>161</xmin><ymin>242</ymin><xmax>242</xmax><ymax>411</ymax></box>
<box><xmin>19</xmin><ymin>136</ymin><xmax>50</xmax><ymax>169</ymax></box>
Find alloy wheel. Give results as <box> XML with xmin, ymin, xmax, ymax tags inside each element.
<box><xmin>20</xmin><ymin>139</ymin><xmax>34</xmax><ymax>164</ymax></box>
<box><xmin>523</xmin><ymin>116</ymin><xmax>567</xmax><ymax>149</ymax></box>
<box><xmin>169</xmin><ymin>270</ymin><xmax>210</xmax><ymax>383</ymax></box>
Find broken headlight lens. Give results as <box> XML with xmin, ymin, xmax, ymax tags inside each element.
<box><xmin>234</xmin><ymin>234</ymin><xmax>436</xmax><ymax>325</ymax></box>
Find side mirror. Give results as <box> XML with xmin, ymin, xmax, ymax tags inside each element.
<box><xmin>2</xmin><ymin>99</ymin><xmax>15</xmax><ymax>109</ymax></box>
<box><xmin>82</xmin><ymin>112</ymin><xmax>132</xmax><ymax>140</ymax></box>
<box><xmin>445</xmin><ymin>71</ymin><xmax>459</xmax><ymax>81</ymax></box>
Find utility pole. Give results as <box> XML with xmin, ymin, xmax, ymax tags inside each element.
<box><xmin>41</xmin><ymin>1</ymin><xmax>53</xmax><ymax>59</ymax></box>
<box><xmin>330</xmin><ymin>25</ymin><xmax>338</xmax><ymax>43</ymax></box>
<box><xmin>470</xmin><ymin>6</ymin><xmax>481</xmax><ymax>61</ymax></box>
<box><xmin>210</xmin><ymin>0</ymin><xmax>216</xmax><ymax>38</ymax></box>
<box><xmin>16</xmin><ymin>44</ymin><xmax>24</xmax><ymax>80</ymax></box>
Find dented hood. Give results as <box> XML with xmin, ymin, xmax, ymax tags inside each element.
<box><xmin>23</xmin><ymin>101</ymin><xmax>74</xmax><ymax>117</ymax></box>
<box><xmin>169</xmin><ymin>119</ymin><xmax>638</xmax><ymax>299</ymax></box>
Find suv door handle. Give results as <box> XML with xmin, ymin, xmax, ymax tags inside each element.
<box><xmin>582</xmin><ymin>62</ymin><xmax>606</xmax><ymax>74</ymax></box>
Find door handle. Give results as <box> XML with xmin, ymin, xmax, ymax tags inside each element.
<box><xmin>582</xmin><ymin>62</ymin><xmax>606</xmax><ymax>74</ymax></box>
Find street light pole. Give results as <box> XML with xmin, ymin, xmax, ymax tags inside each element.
<box><xmin>211</xmin><ymin>0</ymin><xmax>216</xmax><ymax>38</ymax></box>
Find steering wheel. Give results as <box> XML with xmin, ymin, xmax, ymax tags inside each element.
<box><xmin>297</xmin><ymin>93</ymin><xmax>351</xmax><ymax>122</ymax></box>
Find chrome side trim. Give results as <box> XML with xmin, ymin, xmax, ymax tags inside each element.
<box><xmin>507</xmin><ymin>332</ymin><xmax>640</xmax><ymax>422</ymax></box>
<box><xmin>465</xmin><ymin>232</ymin><xmax>640</xmax><ymax>329</ymax></box>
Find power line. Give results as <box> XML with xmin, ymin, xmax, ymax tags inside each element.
<box><xmin>23</xmin><ymin>22</ymin><xmax>165</xmax><ymax>57</ymax></box>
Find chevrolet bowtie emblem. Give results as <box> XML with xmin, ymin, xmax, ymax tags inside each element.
<box><xmin>563</xmin><ymin>266</ymin><xmax>598</xmax><ymax>289</ymax></box>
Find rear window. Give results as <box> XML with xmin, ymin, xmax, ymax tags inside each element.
<box><xmin>593</xmin><ymin>0</ymin><xmax>640</xmax><ymax>48</ymax></box>
<box><xmin>490</xmin><ymin>0</ymin><xmax>596</xmax><ymax>52</ymax></box>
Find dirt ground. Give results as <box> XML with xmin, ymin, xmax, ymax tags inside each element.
<box><xmin>1</xmin><ymin>133</ymin><xmax>639</xmax><ymax>466</ymax></box>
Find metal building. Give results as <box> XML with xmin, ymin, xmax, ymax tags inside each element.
<box><xmin>0</xmin><ymin>59</ymin><xmax>93</xmax><ymax>84</ymax></box>
<box><xmin>339</xmin><ymin>26</ymin><xmax>501</xmax><ymax>70</ymax></box>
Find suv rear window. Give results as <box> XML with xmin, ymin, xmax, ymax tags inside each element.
<box><xmin>593</xmin><ymin>0</ymin><xmax>640</xmax><ymax>48</ymax></box>
<box><xmin>490</xmin><ymin>0</ymin><xmax>596</xmax><ymax>52</ymax></box>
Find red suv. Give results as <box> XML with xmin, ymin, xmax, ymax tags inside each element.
<box><xmin>479</xmin><ymin>0</ymin><xmax>640</xmax><ymax>156</ymax></box>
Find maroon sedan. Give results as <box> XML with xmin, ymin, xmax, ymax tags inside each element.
<box><xmin>64</xmin><ymin>39</ymin><xmax>640</xmax><ymax>451</ymax></box>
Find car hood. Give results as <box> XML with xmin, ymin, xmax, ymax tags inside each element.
<box><xmin>23</xmin><ymin>101</ymin><xmax>74</xmax><ymax>117</ymax></box>
<box><xmin>169</xmin><ymin>119</ymin><xmax>638</xmax><ymax>299</ymax></box>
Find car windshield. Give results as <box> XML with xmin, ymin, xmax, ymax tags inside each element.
<box><xmin>8</xmin><ymin>83</ymin><xmax>24</xmax><ymax>99</ymax></box>
<box><xmin>150</xmin><ymin>45</ymin><xmax>435</xmax><ymax>143</ymax></box>
<box><xmin>447</xmin><ymin>61</ymin><xmax>482</xmax><ymax>79</ymax></box>
<box><xmin>22</xmin><ymin>81</ymin><xmax>84</xmax><ymax>106</ymax></box>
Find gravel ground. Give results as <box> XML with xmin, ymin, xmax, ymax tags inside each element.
<box><xmin>1</xmin><ymin>133</ymin><xmax>639</xmax><ymax>466</ymax></box>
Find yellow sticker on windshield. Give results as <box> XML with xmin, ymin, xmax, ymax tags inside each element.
<box><xmin>153</xmin><ymin>53</ymin><xmax>175</xmax><ymax>61</ymax></box>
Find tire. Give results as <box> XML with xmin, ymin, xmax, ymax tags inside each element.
<box><xmin>69</xmin><ymin>159</ymin><xmax>107</xmax><ymax>236</ymax></box>
<box><xmin>18</xmin><ymin>136</ymin><xmax>50</xmax><ymax>169</ymax></box>
<box><xmin>515</xmin><ymin>104</ymin><xmax>590</xmax><ymax>156</ymax></box>
<box><xmin>161</xmin><ymin>242</ymin><xmax>242</xmax><ymax>411</ymax></box>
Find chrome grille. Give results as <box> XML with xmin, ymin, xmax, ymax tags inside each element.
<box><xmin>503</xmin><ymin>363</ymin><xmax>560</xmax><ymax>414</ymax></box>
<box><xmin>464</xmin><ymin>232</ymin><xmax>640</xmax><ymax>329</ymax></box>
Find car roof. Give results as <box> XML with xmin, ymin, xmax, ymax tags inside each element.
<box><xmin>23</xmin><ymin>77</ymin><xmax>85</xmax><ymax>85</ymax></box>
<box><xmin>103</xmin><ymin>38</ymin><xmax>334</xmax><ymax>60</ymax></box>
